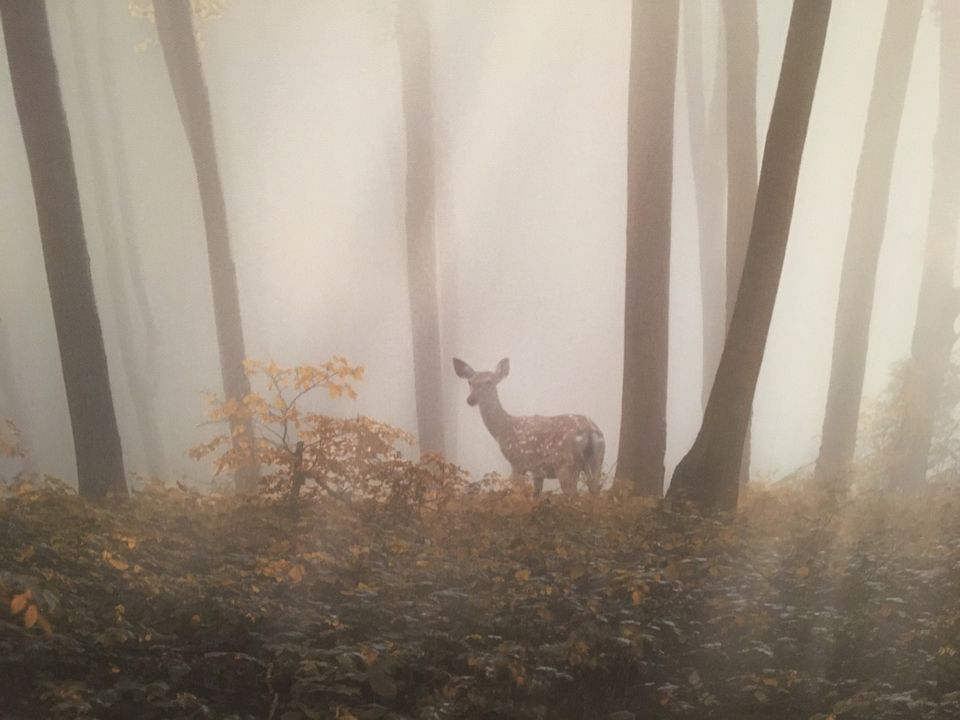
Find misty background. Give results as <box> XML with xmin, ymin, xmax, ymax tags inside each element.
<box><xmin>0</xmin><ymin>0</ymin><xmax>942</xmax><ymax>487</ymax></box>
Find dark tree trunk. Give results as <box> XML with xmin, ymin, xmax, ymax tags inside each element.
<box><xmin>1</xmin><ymin>0</ymin><xmax>127</xmax><ymax>501</ymax></box>
<box><xmin>155</xmin><ymin>0</ymin><xmax>258</xmax><ymax>491</ymax></box>
<box><xmin>722</xmin><ymin>0</ymin><xmax>760</xmax><ymax>486</ymax></box>
<box><xmin>885</xmin><ymin>2</ymin><xmax>960</xmax><ymax>491</ymax></box>
<box><xmin>64</xmin><ymin>2</ymin><xmax>168</xmax><ymax>479</ymax></box>
<box><xmin>682</xmin><ymin>0</ymin><xmax>727</xmax><ymax>409</ymax></box>
<box><xmin>397</xmin><ymin>0</ymin><xmax>446</xmax><ymax>458</ymax></box>
<box><xmin>616</xmin><ymin>0</ymin><xmax>679</xmax><ymax>497</ymax></box>
<box><xmin>814</xmin><ymin>0</ymin><xmax>923</xmax><ymax>489</ymax></box>
<box><xmin>668</xmin><ymin>0</ymin><xmax>831</xmax><ymax>512</ymax></box>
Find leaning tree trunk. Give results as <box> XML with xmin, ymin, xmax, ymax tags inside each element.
<box><xmin>616</xmin><ymin>0</ymin><xmax>679</xmax><ymax>497</ymax></box>
<box><xmin>397</xmin><ymin>0</ymin><xmax>446</xmax><ymax>458</ymax></box>
<box><xmin>155</xmin><ymin>0</ymin><xmax>259</xmax><ymax>491</ymax></box>
<box><xmin>1</xmin><ymin>0</ymin><xmax>127</xmax><ymax>500</ymax></box>
<box><xmin>668</xmin><ymin>0</ymin><xmax>831</xmax><ymax>513</ymax></box>
<box><xmin>722</xmin><ymin>0</ymin><xmax>759</xmax><ymax>486</ymax></box>
<box><xmin>682</xmin><ymin>0</ymin><xmax>727</xmax><ymax>409</ymax></box>
<box><xmin>64</xmin><ymin>2</ymin><xmax>168</xmax><ymax>479</ymax></box>
<box><xmin>885</xmin><ymin>2</ymin><xmax>960</xmax><ymax>491</ymax></box>
<box><xmin>814</xmin><ymin>0</ymin><xmax>923</xmax><ymax>489</ymax></box>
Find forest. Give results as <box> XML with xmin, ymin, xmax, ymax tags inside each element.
<box><xmin>2</xmin><ymin>0</ymin><xmax>960</xmax><ymax>718</ymax></box>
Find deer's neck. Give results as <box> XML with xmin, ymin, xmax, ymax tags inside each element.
<box><xmin>478</xmin><ymin>389</ymin><xmax>515</xmax><ymax>441</ymax></box>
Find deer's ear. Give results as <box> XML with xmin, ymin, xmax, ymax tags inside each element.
<box><xmin>495</xmin><ymin>357</ymin><xmax>510</xmax><ymax>379</ymax></box>
<box><xmin>453</xmin><ymin>358</ymin><xmax>475</xmax><ymax>379</ymax></box>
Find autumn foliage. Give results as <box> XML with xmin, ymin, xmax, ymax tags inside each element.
<box><xmin>0</xmin><ymin>419</ymin><xmax>24</xmax><ymax>460</ymax></box>
<box><xmin>189</xmin><ymin>358</ymin><xmax>469</xmax><ymax>512</ymax></box>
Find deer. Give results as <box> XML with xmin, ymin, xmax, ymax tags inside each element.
<box><xmin>453</xmin><ymin>357</ymin><xmax>605</xmax><ymax>496</ymax></box>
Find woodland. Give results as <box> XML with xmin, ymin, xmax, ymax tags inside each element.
<box><xmin>2</xmin><ymin>0</ymin><xmax>960</xmax><ymax>718</ymax></box>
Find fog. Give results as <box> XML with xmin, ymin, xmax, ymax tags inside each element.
<box><xmin>0</xmin><ymin>0</ymin><xmax>944</xmax><ymax>488</ymax></box>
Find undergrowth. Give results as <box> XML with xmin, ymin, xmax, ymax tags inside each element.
<box><xmin>2</xmin><ymin>478</ymin><xmax>960</xmax><ymax>719</ymax></box>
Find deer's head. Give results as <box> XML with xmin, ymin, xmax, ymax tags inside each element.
<box><xmin>453</xmin><ymin>357</ymin><xmax>509</xmax><ymax>407</ymax></box>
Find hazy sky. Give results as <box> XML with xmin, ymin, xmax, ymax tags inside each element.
<box><xmin>0</xmin><ymin>1</ymin><xmax>947</xmax><ymax>487</ymax></box>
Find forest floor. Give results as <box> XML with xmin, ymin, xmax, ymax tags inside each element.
<box><xmin>2</xmin><ymin>478</ymin><xmax>960</xmax><ymax>720</ymax></box>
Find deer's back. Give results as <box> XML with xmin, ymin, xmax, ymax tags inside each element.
<box><xmin>499</xmin><ymin>414</ymin><xmax>601</xmax><ymax>476</ymax></box>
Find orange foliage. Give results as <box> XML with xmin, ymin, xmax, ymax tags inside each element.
<box><xmin>190</xmin><ymin>359</ymin><xmax>468</xmax><ymax>512</ymax></box>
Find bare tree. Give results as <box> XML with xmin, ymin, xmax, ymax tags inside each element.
<box><xmin>397</xmin><ymin>0</ymin><xmax>446</xmax><ymax>458</ymax></box>
<box><xmin>885</xmin><ymin>1</ymin><xmax>960</xmax><ymax>490</ymax></box>
<box><xmin>155</xmin><ymin>0</ymin><xmax>258</xmax><ymax>491</ymax></box>
<box><xmin>1</xmin><ymin>0</ymin><xmax>127</xmax><ymax>500</ymax></box>
<box><xmin>64</xmin><ymin>2</ymin><xmax>168</xmax><ymax>479</ymax></box>
<box><xmin>814</xmin><ymin>0</ymin><xmax>923</xmax><ymax>489</ymax></box>
<box><xmin>616</xmin><ymin>0</ymin><xmax>680</xmax><ymax>497</ymax></box>
<box><xmin>682</xmin><ymin>0</ymin><xmax>727</xmax><ymax>408</ymax></box>
<box><xmin>722</xmin><ymin>0</ymin><xmax>759</xmax><ymax>485</ymax></box>
<box><xmin>668</xmin><ymin>0</ymin><xmax>832</xmax><ymax>512</ymax></box>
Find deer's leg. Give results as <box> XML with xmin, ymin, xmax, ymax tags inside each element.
<box><xmin>557</xmin><ymin>467</ymin><xmax>577</xmax><ymax>495</ymax></box>
<box><xmin>585</xmin><ymin>471</ymin><xmax>602</xmax><ymax>495</ymax></box>
<box><xmin>532</xmin><ymin>474</ymin><xmax>544</xmax><ymax>497</ymax></box>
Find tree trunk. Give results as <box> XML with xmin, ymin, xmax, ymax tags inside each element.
<box><xmin>668</xmin><ymin>0</ymin><xmax>831</xmax><ymax>512</ymax></box>
<box><xmin>722</xmin><ymin>0</ymin><xmax>760</xmax><ymax>486</ymax></box>
<box><xmin>616</xmin><ymin>0</ymin><xmax>679</xmax><ymax>497</ymax></box>
<box><xmin>396</xmin><ymin>0</ymin><xmax>446</xmax><ymax>458</ymax></box>
<box><xmin>682</xmin><ymin>0</ymin><xmax>727</xmax><ymax>409</ymax></box>
<box><xmin>813</xmin><ymin>0</ymin><xmax>923</xmax><ymax>489</ymax></box>
<box><xmin>64</xmin><ymin>2</ymin><xmax>168</xmax><ymax>479</ymax></box>
<box><xmin>885</xmin><ymin>2</ymin><xmax>960</xmax><ymax>491</ymax></box>
<box><xmin>1</xmin><ymin>0</ymin><xmax>127</xmax><ymax>501</ymax></box>
<box><xmin>155</xmin><ymin>0</ymin><xmax>259</xmax><ymax>491</ymax></box>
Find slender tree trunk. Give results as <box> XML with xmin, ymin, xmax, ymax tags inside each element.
<box><xmin>64</xmin><ymin>2</ymin><xmax>168</xmax><ymax>479</ymax></box>
<box><xmin>155</xmin><ymin>0</ymin><xmax>259</xmax><ymax>491</ymax></box>
<box><xmin>616</xmin><ymin>0</ymin><xmax>679</xmax><ymax>497</ymax></box>
<box><xmin>668</xmin><ymin>0</ymin><xmax>831</xmax><ymax>512</ymax></box>
<box><xmin>722</xmin><ymin>0</ymin><xmax>759</xmax><ymax>486</ymax></box>
<box><xmin>885</xmin><ymin>2</ymin><xmax>960</xmax><ymax>491</ymax></box>
<box><xmin>397</xmin><ymin>0</ymin><xmax>446</xmax><ymax>458</ymax></box>
<box><xmin>97</xmin><ymin>2</ymin><xmax>167</xmax><ymax>474</ymax></box>
<box><xmin>1</xmin><ymin>0</ymin><xmax>127</xmax><ymax>500</ymax></box>
<box><xmin>814</xmin><ymin>0</ymin><xmax>923</xmax><ymax>488</ymax></box>
<box><xmin>682</xmin><ymin>0</ymin><xmax>727</xmax><ymax>408</ymax></box>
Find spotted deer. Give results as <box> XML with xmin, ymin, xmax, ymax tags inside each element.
<box><xmin>453</xmin><ymin>357</ymin><xmax>605</xmax><ymax>496</ymax></box>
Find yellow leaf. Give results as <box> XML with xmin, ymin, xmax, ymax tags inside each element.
<box><xmin>288</xmin><ymin>564</ymin><xmax>305</xmax><ymax>583</ymax></box>
<box><xmin>103</xmin><ymin>551</ymin><xmax>130</xmax><ymax>571</ymax></box>
<box><xmin>10</xmin><ymin>593</ymin><xmax>29</xmax><ymax>615</ymax></box>
<box><xmin>16</xmin><ymin>546</ymin><xmax>34</xmax><ymax>562</ymax></box>
<box><xmin>796</xmin><ymin>565</ymin><xmax>810</xmax><ymax>578</ymax></box>
<box><xmin>514</xmin><ymin>568</ymin><xmax>531</xmax><ymax>582</ymax></box>
<box><xmin>24</xmin><ymin>605</ymin><xmax>39</xmax><ymax>629</ymax></box>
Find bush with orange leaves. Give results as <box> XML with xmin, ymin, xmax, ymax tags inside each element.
<box><xmin>190</xmin><ymin>358</ymin><xmax>468</xmax><ymax>514</ymax></box>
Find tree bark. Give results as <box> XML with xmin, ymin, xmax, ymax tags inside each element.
<box><xmin>1</xmin><ymin>0</ymin><xmax>127</xmax><ymax>500</ymax></box>
<box><xmin>396</xmin><ymin>0</ymin><xmax>446</xmax><ymax>458</ymax></box>
<box><xmin>885</xmin><ymin>2</ymin><xmax>960</xmax><ymax>491</ymax></box>
<box><xmin>814</xmin><ymin>0</ymin><xmax>923</xmax><ymax>489</ymax></box>
<box><xmin>155</xmin><ymin>0</ymin><xmax>259</xmax><ymax>491</ymax></box>
<box><xmin>682</xmin><ymin>0</ymin><xmax>727</xmax><ymax>409</ymax></box>
<box><xmin>722</xmin><ymin>0</ymin><xmax>759</xmax><ymax>486</ymax></box>
<box><xmin>64</xmin><ymin>2</ymin><xmax>168</xmax><ymax>479</ymax></box>
<box><xmin>616</xmin><ymin>0</ymin><xmax>679</xmax><ymax>497</ymax></box>
<box><xmin>668</xmin><ymin>0</ymin><xmax>831</xmax><ymax>512</ymax></box>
